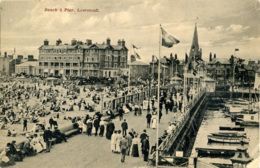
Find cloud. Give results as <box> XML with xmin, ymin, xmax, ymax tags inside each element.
<box><xmin>226</xmin><ymin>24</ymin><xmax>249</xmax><ymax>33</ymax></box>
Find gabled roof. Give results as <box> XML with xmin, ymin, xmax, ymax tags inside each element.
<box><xmin>39</xmin><ymin>45</ymin><xmax>79</xmax><ymax>50</ymax></box>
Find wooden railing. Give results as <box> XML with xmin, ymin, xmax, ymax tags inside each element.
<box><xmin>149</xmin><ymin>89</ymin><xmax>206</xmax><ymax>163</ymax></box>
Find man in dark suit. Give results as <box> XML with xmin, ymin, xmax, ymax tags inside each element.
<box><xmin>43</xmin><ymin>127</ymin><xmax>53</xmax><ymax>152</ymax></box>
<box><xmin>93</xmin><ymin>117</ymin><xmax>100</xmax><ymax>136</ymax></box>
<box><xmin>142</xmin><ymin>136</ymin><xmax>150</xmax><ymax>161</ymax></box>
<box><xmin>119</xmin><ymin>135</ymin><xmax>128</xmax><ymax>163</ymax></box>
<box><xmin>106</xmin><ymin>119</ymin><xmax>115</xmax><ymax>140</ymax></box>
<box><xmin>140</xmin><ymin>129</ymin><xmax>148</xmax><ymax>143</ymax></box>
<box><xmin>121</xmin><ymin>119</ymin><xmax>128</xmax><ymax>136</ymax></box>
<box><xmin>118</xmin><ymin>107</ymin><xmax>124</xmax><ymax>121</ymax></box>
<box><xmin>146</xmin><ymin>112</ymin><xmax>152</xmax><ymax>128</ymax></box>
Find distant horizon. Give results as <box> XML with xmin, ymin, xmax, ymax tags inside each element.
<box><xmin>1</xmin><ymin>0</ymin><xmax>260</xmax><ymax>63</ymax></box>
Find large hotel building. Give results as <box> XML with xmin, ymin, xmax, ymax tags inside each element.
<box><xmin>38</xmin><ymin>38</ymin><xmax>128</xmax><ymax>78</ymax></box>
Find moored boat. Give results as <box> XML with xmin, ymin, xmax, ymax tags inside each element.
<box><xmin>210</xmin><ymin>132</ymin><xmax>247</xmax><ymax>138</ymax></box>
<box><xmin>207</xmin><ymin>135</ymin><xmax>249</xmax><ymax>144</ymax></box>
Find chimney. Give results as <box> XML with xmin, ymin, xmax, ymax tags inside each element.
<box><xmin>214</xmin><ymin>53</ymin><xmax>216</xmax><ymax>59</ymax></box>
<box><xmin>28</xmin><ymin>55</ymin><xmax>34</xmax><ymax>61</ymax></box>
<box><xmin>44</xmin><ymin>39</ymin><xmax>49</xmax><ymax>46</ymax></box>
<box><xmin>175</xmin><ymin>53</ymin><xmax>178</xmax><ymax>60</ymax></box>
<box><xmin>131</xmin><ymin>55</ymin><xmax>136</xmax><ymax>63</ymax></box>
<box><xmin>4</xmin><ymin>52</ymin><xmax>7</xmax><ymax>57</ymax></box>
<box><xmin>209</xmin><ymin>52</ymin><xmax>212</xmax><ymax>62</ymax></box>
<box><xmin>86</xmin><ymin>39</ymin><xmax>92</xmax><ymax>46</ymax></box>
<box><xmin>118</xmin><ymin>39</ymin><xmax>122</xmax><ymax>46</ymax></box>
<box><xmin>106</xmin><ymin>37</ymin><xmax>111</xmax><ymax>45</ymax></box>
<box><xmin>77</xmin><ymin>41</ymin><xmax>83</xmax><ymax>45</ymax></box>
<box><xmin>56</xmin><ymin>39</ymin><xmax>62</xmax><ymax>46</ymax></box>
<box><xmin>71</xmin><ymin>38</ymin><xmax>77</xmax><ymax>45</ymax></box>
<box><xmin>122</xmin><ymin>39</ymin><xmax>125</xmax><ymax>47</ymax></box>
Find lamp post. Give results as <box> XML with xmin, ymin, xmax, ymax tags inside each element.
<box><xmin>147</xmin><ymin>74</ymin><xmax>152</xmax><ymax>111</ymax></box>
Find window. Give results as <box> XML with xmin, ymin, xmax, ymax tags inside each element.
<box><xmin>78</xmin><ymin>57</ymin><xmax>80</xmax><ymax>60</ymax></box>
<box><xmin>54</xmin><ymin>57</ymin><xmax>57</xmax><ymax>60</ymax></box>
<box><xmin>92</xmin><ymin>58</ymin><xmax>94</xmax><ymax>61</ymax></box>
<box><xmin>251</xmin><ymin>116</ymin><xmax>254</xmax><ymax>120</ymax></box>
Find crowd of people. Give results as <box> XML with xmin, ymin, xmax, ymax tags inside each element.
<box><xmin>0</xmin><ymin>77</ymin><xmax>196</xmax><ymax>166</ymax></box>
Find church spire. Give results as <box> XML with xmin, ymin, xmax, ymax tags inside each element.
<box><xmin>189</xmin><ymin>23</ymin><xmax>200</xmax><ymax>60</ymax></box>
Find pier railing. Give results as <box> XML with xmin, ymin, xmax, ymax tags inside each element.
<box><xmin>149</xmin><ymin>88</ymin><xmax>206</xmax><ymax>164</ymax></box>
<box><xmin>102</xmin><ymin>87</ymin><xmax>158</xmax><ymax>112</ymax></box>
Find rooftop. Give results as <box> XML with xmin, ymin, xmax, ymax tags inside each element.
<box><xmin>16</xmin><ymin>61</ymin><xmax>38</xmax><ymax>67</ymax></box>
<box><xmin>208</xmin><ymin>58</ymin><xmax>231</xmax><ymax>65</ymax></box>
<box><xmin>129</xmin><ymin>60</ymin><xmax>149</xmax><ymax>66</ymax></box>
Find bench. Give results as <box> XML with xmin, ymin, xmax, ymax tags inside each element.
<box><xmin>59</xmin><ymin>123</ymin><xmax>80</xmax><ymax>137</ymax></box>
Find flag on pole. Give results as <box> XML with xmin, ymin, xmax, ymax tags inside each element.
<box><xmin>132</xmin><ymin>44</ymin><xmax>141</xmax><ymax>49</ymax></box>
<box><xmin>133</xmin><ymin>50</ymin><xmax>141</xmax><ymax>59</ymax></box>
<box><xmin>161</xmin><ymin>26</ymin><xmax>180</xmax><ymax>48</ymax></box>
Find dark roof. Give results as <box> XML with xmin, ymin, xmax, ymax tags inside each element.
<box><xmin>40</xmin><ymin>43</ymin><xmax>128</xmax><ymax>51</ymax></box>
<box><xmin>208</xmin><ymin>58</ymin><xmax>230</xmax><ymax>65</ymax></box>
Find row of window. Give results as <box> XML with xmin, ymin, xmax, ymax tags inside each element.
<box><xmin>105</xmin><ymin>56</ymin><xmax>126</xmax><ymax>61</ymax></box>
<box><xmin>40</xmin><ymin>49</ymin><xmax>127</xmax><ymax>55</ymax></box>
<box><xmin>40</xmin><ymin>56</ymin><xmax>81</xmax><ymax>60</ymax></box>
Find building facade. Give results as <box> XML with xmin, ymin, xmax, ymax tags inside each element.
<box><xmin>130</xmin><ymin>60</ymin><xmax>150</xmax><ymax>80</ymax></box>
<box><xmin>38</xmin><ymin>38</ymin><xmax>128</xmax><ymax>78</ymax></box>
<box><xmin>207</xmin><ymin>57</ymin><xmax>232</xmax><ymax>83</ymax></box>
<box><xmin>15</xmin><ymin>61</ymin><xmax>38</xmax><ymax>75</ymax></box>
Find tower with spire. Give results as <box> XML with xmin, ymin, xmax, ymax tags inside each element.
<box><xmin>189</xmin><ymin>23</ymin><xmax>202</xmax><ymax>62</ymax></box>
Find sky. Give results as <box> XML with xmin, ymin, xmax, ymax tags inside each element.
<box><xmin>1</xmin><ymin>0</ymin><xmax>260</xmax><ymax>63</ymax></box>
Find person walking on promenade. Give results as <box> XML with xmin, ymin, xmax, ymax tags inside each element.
<box><xmin>99</xmin><ymin>118</ymin><xmax>105</xmax><ymax>137</ymax></box>
<box><xmin>49</xmin><ymin>117</ymin><xmax>54</xmax><ymax>129</ymax></box>
<box><xmin>23</xmin><ymin>118</ymin><xmax>27</xmax><ymax>131</ymax></box>
<box><xmin>146</xmin><ymin>112</ymin><xmax>152</xmax><ymax>128</ymax></box>
<box><xmin>151</xmin><ymin>112</ymin><xmax>157</xmax><ymax>129</ymax></box>
<box><xmin>130</xmin><ymin>135</ymin><xmax>140</xmax><ymax>157</ymax></box>
<box><xmin>43</xmin><ymin>127</ymin><xmax>53</xmax><ymax>152</ymax></box>
<box><xmin>119</xmin><ymin>135</ymin><xmax>128</xmax><ymax>163</ymax></box>
<box><xmin>111</xmin><ymin>130</ymin><xmax>117</xmax><ymax>153</ymax></box>
<box><xmin>87</xmin><ymin>119</ymin><xmax>93</xmax><ymax>136</ymax></box>
<box><xmin>126</xmin><ymin>132</ymin><xmax>132</xmax><ymax>155</ymax></box>
<box><xmin>142</xmin><ymin>136</ymin><xmax>150</xmax><ymax>161</ymax></box>
<box><xmin>159</xmin><ymin>110</ymin><xmax>162</xmax><ymax>123</ymax></box>
<box><xmin>93</xmin><ymin>117</ymin><xmax>100</xmax><ymax>136</ymax></box>
<box><xmin>106</xmin><ymin>119</ymin><xmax>115</xmax><ymax>140</ymax></box>
<box><xmin>115</xmin><ymin>130</ymin><xmax>123</xmax><ymax>153</ymax></box>
<box><xmin>118</xmin><ymin>107</ymin><xmax>124</xmax><ymax>121</ymax></box>
<box><xmin>121</xmin><ymin>119</ymin><xmax>128</xmax><ymax>136</ymax></box>
<box><xmin>140</xmin><ymin>129</ymin><xmax>148</xmax><ymax>157</ymax></box>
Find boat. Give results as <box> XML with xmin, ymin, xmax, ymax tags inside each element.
<box><xmin>219</xmin><ymin>126</ymin><xmax>244</xmax><ymax>131</ymax></box>
<box><xmin>235</xmin><ymin>113</ymin><xmax>259</xmax><ymax>127</ymax></box>
<box><xmin>208</xmin><ymin>135</ymin><xmax>249</xmax><ymax>144</ymax></box>
<box><xmin>210</xmin><ymin>132</ymin><xmax>247</xmax><ymax>138</ymax></box>
<box><xmin>195</xmin><ymin>147</ymin><xmax>237</xmax><ymax>158</ymax></box>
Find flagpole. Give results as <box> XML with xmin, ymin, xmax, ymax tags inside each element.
<box><xmin>156</xmin><ymin>24</ymin><xmax>162</xmax><ymax>168</ymax></box>
<box><xmin>152</xmin><ymin>55</ymin><xmax>155</xmax><ymax>82</ymax></box>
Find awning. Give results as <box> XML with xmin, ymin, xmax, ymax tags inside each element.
<box><xmin>44</xmin><ymin>69</ymin><xmax>48</xmax><ymax>73</ymax></box>
<box><xmin>50</xmin><ymin>69</ymin><xmax>54</xmax><ymax>73</ymax></box>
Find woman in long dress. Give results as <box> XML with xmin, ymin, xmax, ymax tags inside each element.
<box><xmin>111</xmin><ymin>130</ymin><xmax>117</xmax><ymax>152</ymax></box>
<box><xmin>130</xmin><ymin>135</ymin><xmax>140</xmax><ymax>157</ymax></box>
<box><xmin>115</xmin><ymin>130</ymin><xmax>122</xmax><ymax>153</ymax></box>
<box><xmin>151</xmin><ymin>114</ymin><xmax>157</xmax><ymax>129</ymax></box>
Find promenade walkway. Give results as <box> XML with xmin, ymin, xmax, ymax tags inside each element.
<box><xmin>13</xmin><ymin>105</ymin><xmax>182</xmax><ymax>168</ymax></box>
